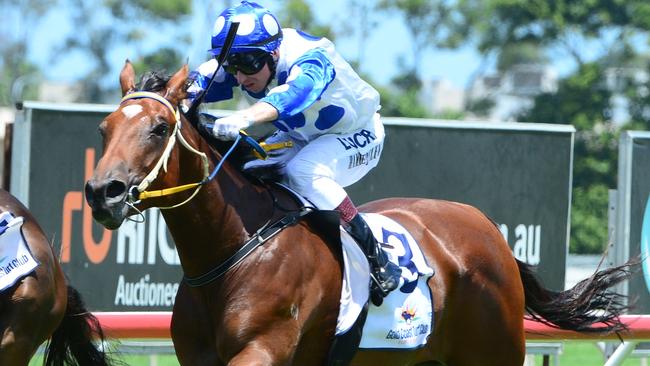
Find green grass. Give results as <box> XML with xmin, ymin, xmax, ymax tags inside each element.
<box><xmin>533</xmin><ymin>342</ymin><xmax>643</xmax><ymax>366</ymax></box>
<box><xmin>29</xmin><ymin>354</ymin><xmax>181</xmax><ymax>366</ymax></box>
<box><xmin>29</xmin><ymin>342</ymin><xmax>647</xmax><ymax>365</ymax></box>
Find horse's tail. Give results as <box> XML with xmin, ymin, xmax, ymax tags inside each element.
<box><xmin>43</xmin><ymin>285</ymin><xmax>113</xmax><ymax>366</ymax></box>
<box><xmin>517</xmin><ymin>258</ymin><xmax>637</xmax><ymax>333</ymax></box>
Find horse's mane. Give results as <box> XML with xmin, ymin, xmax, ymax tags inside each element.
<box><xmin>137</xmin><ymin>69</ymin><xmax>284</xmax><ymax>181</ymax></box>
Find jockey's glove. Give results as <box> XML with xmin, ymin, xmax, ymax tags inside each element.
<box><xmin>212</xmin><ymin>112</ymin><xmax>253</xmax><ymax>140</ymax></box>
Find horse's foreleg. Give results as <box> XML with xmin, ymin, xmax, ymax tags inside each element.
<box><xmin>0</xmin><ymin>329</ymin><xmax>40</xmax><ymax>366</ymax></box>
<box><xmin>227</xmin><ymin>338</ymin><xmax>297</xmax><ymax>366</ymax></box>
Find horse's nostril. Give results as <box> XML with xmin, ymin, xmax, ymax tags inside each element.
<box><xmin>84</xmin><ymin>182</ymin><xmax>95</xmax><ymax>203</ymax></box>
<box><xmin>106</xmin><ymin>180</ymin><xmax>127</xmax><ymax>199</ymax></box>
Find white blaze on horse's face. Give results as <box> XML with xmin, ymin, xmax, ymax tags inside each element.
<box><xmin>122</xmin><ymin>104</ymin><xmax>143</xmax><ymax>120</ymax></box>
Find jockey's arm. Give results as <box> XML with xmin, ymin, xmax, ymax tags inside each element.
<box><xmin>206</xmin><ymin>49</ymin><xmax>335</xmax><ymax>140</ymax></box>
<box><xmin>237</xmin><ymin>101</ymin><xmax>279</xmax><ymax>125</ymax></box>
<box><xmin>260</xmin><ymin>48</ymin><xmax>335</xmax><ymax>121</ymax></box>
<box><xmin>186</xmin><ymin>59</ymin><xmax>237</xmax><ymax>105</ymax></box>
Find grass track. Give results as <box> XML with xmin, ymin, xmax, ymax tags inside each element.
<box><xmin>29</xmin><ymin>341</ymin><xmax>648</xmax><ymax>365</ymax></box>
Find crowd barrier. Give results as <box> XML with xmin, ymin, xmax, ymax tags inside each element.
<box><xmin>93</xmin><ymin>312</ymin><xmax>650</xmax><ymax>340</ymax></box>
<box><xmin>92</xmin><ymin>312</ymin><xmax>650</xmax><ymax>366</ymax></box>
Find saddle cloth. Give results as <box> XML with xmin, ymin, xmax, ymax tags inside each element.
<box><xmin>0</xmin><ymin>211</ymin><xmax>39</xmax><ymax>291</ymax></box>
<box><xmin>272</xmin><ymin>183</ymin><xmax>435</xmax><ymax>349</ymax></box>
<box><xmin>337</xmin><ymin>213</ymin><xmax>435</xmax><ymax>350</ymax></box>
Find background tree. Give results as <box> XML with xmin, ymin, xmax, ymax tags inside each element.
<box><xmin>277</xmin><ymin>0</ymin><xmax>334</xmax><ymax>39</ymax></box>
<box><xmin>375</xmin><ymin>57</ymin><xmax>431</xmax><ymax>118</ymax></box>
<box><xmin>374</xmin><ymin>0</ymin><xmax>466</xmax><ymax>117</ymax></box>
<box><xmin>455</xmin><ymin>0</ymin><xmax>650</xmax><ymax>253</ymax></box>
<box><xmin>55</xmin><ymin>0</ymin><xmax>192</xmax><ymax>102</ymax></box>
<box><xmin>345</xmin><ymin>0</ymin><xmax>379</xmax><ymax>73</ymax></box>
<box><xmin>378</xmin><ymin>0</ymin><xmax>463</xmax><ymax>74</ymax></box>
<box><xmin>518</xmin><ymin>62</ymin><xmax>617</xmax><ymax>253</ymax></box>
<box><xmin>0</xmin><ymin>0</ymin><xmax>51</xmax><ymax>106</ymax></box>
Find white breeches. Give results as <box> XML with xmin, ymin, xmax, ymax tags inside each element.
<box><xmin>244</xmin><ymin>114</ymin><xmax>385</xmax><ymax>209</ymax></box>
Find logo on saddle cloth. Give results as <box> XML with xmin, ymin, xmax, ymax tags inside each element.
<box><xmin>400</xmin><ymin>304</ymin><xmax>418</xmax><ymax>324</ymax></box>
<box><xmin>337</xmin><ymin>213</ymin><xmax>434</xmax><ymax>350</ymax></box>
<box><xmin>0</xmin><ymin>212</ymin><xmax>39</xmax><ymax>291</ymax></box>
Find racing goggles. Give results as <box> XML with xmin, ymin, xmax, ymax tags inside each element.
<box><xmin>223</xmin><ymin>50</ymin><xmax>273</xmax><ymax>76</ymax></box>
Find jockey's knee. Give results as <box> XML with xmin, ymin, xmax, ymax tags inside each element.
<box><xmin>285</xmin><ymin>158</ymin><xmax>318</xmax><ymax>189</ymax></box>
<box><xmin>285</xmin><ymin>168</ymin><xmax>314</xmax><ymax>197</ymax></box>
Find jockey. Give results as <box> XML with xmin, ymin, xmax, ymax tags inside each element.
<box><xmin>187</xmin><ymin>1</ymin><xmax>400</xmax><ymax>299</ymax></box>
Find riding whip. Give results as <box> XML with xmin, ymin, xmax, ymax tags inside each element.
<box><xmin>186</xmin><ymin>21</ymin><xmax>240</xmax><ymax>120</ymax></box>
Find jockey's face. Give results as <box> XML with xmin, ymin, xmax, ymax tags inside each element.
<box><xmin>225</xmin><ymin>50</ymin><xmax>276</xmax><ymax>94</ymax></box>
<box><xmin>234</xmin><ymin>64</ymin><xmax>272</xmax><ymax>94</ymax></box>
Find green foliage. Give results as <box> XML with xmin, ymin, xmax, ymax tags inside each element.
<box><xmin>620</xmin><ymin>59</ymin><xmax>650</xmax><ymax>130</ymax></box>
<box><xmin>278</xmin><ymin>0</ymin><xmax>334</xmax><ymax>39</ymax></box>
<box><xmin>496</xmin><ymin>42</ymin><xmax>548</xmax><ymax>72</ymax></box>
<box><xmin>518</xmin><ymin>62</ymin><xmax>621</xmax><ymax>253</ymax></box>
<box><xmin>466</xmin><ymin>97</ymin><xmax>495</xmax><ymax>117</ymax></box>
<box><xmin>571</xmin><ymin>126</ymin><xmax>619</xmax><ymax>254</ymax></box>
<box><xmin>57</xmin><ymin>0</ymin><xmax>193</xmax><ymax>102</ymax></box>
<box><xmin>458</xmin><ymin>0</ymin><xmax>650</xmax><ymax>72</ymax></box>
<box><xmin>105</xmin><ymin>0</ymin><xmax>191</xmax><ymax>21</ymax></box>
<box><xmin>571</xmin><ymin>185</ymin><xmax>610</xmax><ymax>254</ymax></box>
<box><xmin>373</xmin><ymin>68</ymin><xmax>431</xmax><ymax>118</ymax></box>
<box><xmin>433</xmin><ymin>109</ymin><xmax>465</xmax><ymax>120</ymax></box>
<box><xmin>132</xmin><ymin>48</ymin><xmax>185</xmax><ymax>76</ymax></box>
<box><xmin>377</xmin><ymin>88</ymin><xmax>431</xmax><ymax>118</ymax></box>
<box><xmin>0</xmin><ymin>0</ymin><xmax>52</xmax><ymax>106</ymax></box>
<box><xmin>0</xmin><ymin>47</ymin><xmax>40</xmax><ymax>106</ymax></box>
<box><xmin>377</xmin><ymin>0</ymin><xmax>464</xmax><ymax>71</ymax></box>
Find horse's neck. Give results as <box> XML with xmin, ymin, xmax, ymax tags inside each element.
<box><xmin>159</xmin><ymin>125</ymin><xmax>274</xmax><ymax>277</ymax></box>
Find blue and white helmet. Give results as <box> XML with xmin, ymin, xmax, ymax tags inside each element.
<box><xmin>209</xmin><ymin>1</ymin><xmax>283</xmax><ymax>55</ymax></box>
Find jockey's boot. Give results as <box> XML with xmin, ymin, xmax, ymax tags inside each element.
<box><xmin>346</xmin><ymin>213</ymin><xmax>401</xmax><ymax>306</ymax></box>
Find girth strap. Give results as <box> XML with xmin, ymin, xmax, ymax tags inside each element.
<box><xmin>183</xmin><ymin>207</ymin><xmax>314</xmax><ymax>287</ymax></box>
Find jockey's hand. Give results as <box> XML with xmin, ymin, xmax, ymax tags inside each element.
<box><xmin>212</xmin><ymin>113</ymin><xmax>253</xmax><ymax>141</ymax></box>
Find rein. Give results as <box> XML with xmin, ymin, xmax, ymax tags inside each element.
<box><xmin>184</xmin><ymin>206</ymin><xmax>313</xmax><ymax>287</ymax></box>
<box><xmin>120</xmin><ymin>91</ymin><xmax>240</xmax><ymax>210</ymax></box>
<box><xmin>120</xmin><ymin>92</ymin><xmax>306</xmax><ymax>287</ymax></box>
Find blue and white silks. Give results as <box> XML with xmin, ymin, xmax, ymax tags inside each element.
<box><xmin>188</xmin><ymin>28</ymin><xmax>381</xmax><ymax>142</ymax></box>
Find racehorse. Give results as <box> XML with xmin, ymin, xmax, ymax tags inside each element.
<box><xmin>84</xmin><ymin>61</ymin><xmax>635</xmax><ymax>365</ymax></box>
<box><xmin>0</xmin><ymin>188</ymin><xmax>112</xmax><ymax>366</ymax></box>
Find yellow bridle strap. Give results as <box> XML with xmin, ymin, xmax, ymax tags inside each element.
<box><xmin>120</xmin><ymin>91</ymin><xmax>209</xmax><ymax>209</ymax></box>
<box><xmin>138</xmin><ymin>182</ymin><xmax>201</xmax><ymax>200</ymax></box>
<box><xmin>252</xmin><ymin>140</ymin><xmax>294</xmax><ymax>160</ymax></box>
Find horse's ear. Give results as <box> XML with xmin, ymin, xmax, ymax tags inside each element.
<box><xmin>120</xmin><ymin>60</ymin><xmax>136</xmax><ymax>96</ymax></box>
<box><xmin>165</xmin><ymin>64</ymin><xmax>189</xmax><ymax>106</ymax></box>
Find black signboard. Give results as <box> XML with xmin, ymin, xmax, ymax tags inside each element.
<box><xmin>347</xmin><ymin>120</ymin><xmax>574</xmax><ymax>290</ymax></box>
<box><xmin>11</xmin><ymin>104</ymin><xmax>574</xmax><ymax>311</ymax></box>
<box><xmin>617</xmin><ymin>131</ymin><xmax>650</xmax><ymax>313</ymax></box>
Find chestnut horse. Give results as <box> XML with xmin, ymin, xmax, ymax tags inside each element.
<box><xmin>0</xmin><ymin>189</ymin><xmax>112</xmax><ymax>366</ymax></box>
<box><xmin>85</xmin><ymin>62</ymin><xmax>633</xmax><ymax>366</ymax></box>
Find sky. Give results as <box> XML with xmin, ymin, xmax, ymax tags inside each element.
<box><xmin>24</xmin><ymin>1</ymin><xmax>486</xmax><ymax>91</ymax></box>
<box><xmin>23</xmin><ymin>0</ymin><xmax>592</xmax><ymax>93</ymax></box>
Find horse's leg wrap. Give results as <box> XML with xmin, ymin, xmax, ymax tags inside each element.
<box><xmin>346</xmin><ymin>214</ymin><xmax>401</xmax><ymax>306</ymax></box>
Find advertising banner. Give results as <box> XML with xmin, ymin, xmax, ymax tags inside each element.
<box><xmin>347</xmin><ymin>119</ymin><xmax>574</xmax><ymax>290</ymax></box>
<box><xmin>11</xmin><ymin>104</ymin><xmax>574</xmax><ymax>310</ymax></box>
<box><xmin>617</xmin><ymin>131</ymin><xmax>650</xmax><ymax>313</ymax></box>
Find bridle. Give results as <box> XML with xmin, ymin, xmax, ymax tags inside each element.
<box><xmin>120</xmin><ymin>91</ymin><xmax>211</xmax><ymax>210</ymax></box>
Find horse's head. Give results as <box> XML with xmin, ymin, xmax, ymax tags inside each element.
<box><xmin>85</xmin><ymin>61</ymin><xmax>192</xmax><ymax>229</ymax></box>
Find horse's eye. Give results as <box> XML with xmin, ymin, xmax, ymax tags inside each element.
<box><xmin>151</xmin><ymin>123</ymin><xmax>169</xmax><ymax>137</ymax></box>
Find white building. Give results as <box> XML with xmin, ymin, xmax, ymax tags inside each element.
<box><xmin>468</xmin><ymin>64</ymin><xmax>558</xmax><ymax>122</ymax></box>
<box><xmin>38</xmin><ymin>81</ymin><xmax>83</xmax><ymax>103</ymax></box>
<box><xmin>603</xmin><ymin>66</ymin><xmax>649</xmax><ymax>124</ymax></box>
<box><xmin>419</xmin><ymin>78</ymin><xmax>465</xmax><ymax>115</ymax></box>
